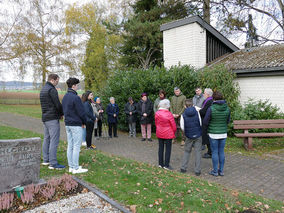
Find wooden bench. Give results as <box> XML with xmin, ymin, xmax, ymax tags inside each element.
<box><xmin>233</xmin><ymin>119</ymin><xmax>284</xmax><ymax>150</ymax></box>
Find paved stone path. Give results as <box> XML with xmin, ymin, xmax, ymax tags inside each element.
<box><xmin>1</xmin><ymin>112</ymin><xmax>283</xmax><ymax>202</ymax></box>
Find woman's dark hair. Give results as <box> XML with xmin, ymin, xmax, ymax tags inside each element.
<box><xmin>66</xmin><ymin>77</ymin><xmax>80</xmax><ymax>88</ymax></box>
<box><xmin>82</xmin><ymin>91</ymin><xmax>92</xmax><ymax>103</ymax></box>
<box><xmin>159</xmin><ymin>89</ymin><xmax>166</xmax><ymax>97</ymax></box>
<box><xmin>212</xmin><ymin>91</ymin><xmax>223</xmax><ymax>100</ymax></box>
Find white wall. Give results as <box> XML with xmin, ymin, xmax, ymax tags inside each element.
<box><xmin>235</xmin><ymin>76</ymin><xmax>284</xmax><ymax>112</ymax></box>
<box><xmin>163</xmin><ymin>22</ymin><xmax>207</xmax><ymax>69</ymax></box>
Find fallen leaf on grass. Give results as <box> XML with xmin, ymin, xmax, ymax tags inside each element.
<box><xmin>137</xmin><ymin>183</ymin><xmax>141</xmax><ymax>186</ymax></box>
<box><xmin>149</xmin><ymin>204</ymin><xmax>153</xmax><ymax>208</ymax></box>
<box><xmin>225</xmin><ymin>203</ymin><xmax>231</xmax><ymax>210</ymax></box>
<box><xmin>158</xmin><ymin>207</ymin><xmax>162</xmax><ymax>212</ymax></box>
<box><xmin>181</xmin><ymin>201</ymin><xmax>184</xmax><ymax>208</ymax></box>
<box><xmin>231</xmin><ymin>190</ymin><xmax>239</xmax><ymax>197</ymax></box>
<box><xmin>236</xmin><ymin>201</ymin><xmax>241</xmax><ymax>205</ymax></box>
<box><xmin>263</xmin><ymin>204</ymin><xmax>269</xmax><ymax>209</ymax></box>
<box><xmin>130</xmin><ymin>205</ymin><xmax>137</xmax><ymax>213</ymax></box>
<box><xmin>158</xmin><ymin>198</ymin><xmax>163</xmax><ymax>204</ymax></box>
<box><xmin>186</xmin><ymin>180</ymin><xmax>192</xmax><ymax>184</ymax></box>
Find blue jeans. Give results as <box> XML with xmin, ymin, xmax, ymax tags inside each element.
<box><xmin>42</xmin><ymin>120</ymin><xmax>60</xmax><ymax>166</ymax></box>
<box><xmin>82</xmin><ymin>127</ymin><xmax>86</xmax><ymax>142</ymax></box>
<box><xmin>209</xmin><ymin>137</ymin><xmax>226</xmax><ymax>173</ymax></box>
<box><xmin>66</xmin><ymin>126</ymin><xmax>83</xmax><ymax>170</ymax></box>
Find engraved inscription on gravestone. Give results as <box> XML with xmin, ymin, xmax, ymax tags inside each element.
<box><xmin>0</xmin><ymin>137</ymin><xmax>41</xmax><ymax>193</ymax></box>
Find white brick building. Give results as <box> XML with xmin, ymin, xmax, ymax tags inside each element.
<box><xmin>160</xmin><ymin>16</ymin><xmax>238</xmax><ymax>68</ymax></box>
<box><xmin>160</xmin><ymin>16</ymin><xmax>284</xmax><ymax>112</ymax></box>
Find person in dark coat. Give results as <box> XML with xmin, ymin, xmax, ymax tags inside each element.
<box><xmin>94</xmin><ymin>97</ymin><xmax>104</xmax><ymax>138</ymax></box>
<box><xmin>137</xmin><ymin>93</ymin><xmax>153</xmax><ymax>141</ymax></box>
<box><xmin>124</xmin><ymin>97</ymin><xmax>137</xmax><ymax>137</ymax></box>
<box><xmin>106</xmin><ymin>97</ymin><xmax>119</xmax><ymax>138</ymax></box>
<box><xmin>62</xmin><ymin>77</ymin><xmax>88</xmax><ymax>174</ymax></box>
<box><xmin>82</xmin><ymin>91</ymin><xmax>96</xmax><ymax>150</ymax></box>
<box><xmin>199</xmin><ymin>88</ymin><xmax>213</xmax><ymax>158</ymax></box>
<box><xmin>40</xmin><ymin>73</ymin><xmax>64</xmax><ymax>170</ymax></box>
<box><xmin>180</xmin><ymin>99</ymin><xmax>202</xmax><ymax>176</ymax></box>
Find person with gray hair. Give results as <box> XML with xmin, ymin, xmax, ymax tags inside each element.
<box><xmin>106</xmin><ymin>97</ymin><xmax>119</xmax><ymax>138</ymax></box>
<box><xmin>155</xmin><ymin>99</ymin><xmax>177</xmax><ymax>170</ymax></box>
<box><xmin>199</xmin><ymin>88</ymin><xmax>213</xmax><ymax>159</ymax></box>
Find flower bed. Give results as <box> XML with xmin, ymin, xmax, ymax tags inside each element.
<box><xmin>0</xmin><ymin>174</ymin><xmax>87</xmax><ymax>212</ymax></box>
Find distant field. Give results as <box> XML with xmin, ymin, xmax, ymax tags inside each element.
<box><xmin>0</xmin><ymin>90</ymin><xmax>84</xmax><ymax>105</ymax></box>
<box><xmin>1</xmin><ymin>89</ymin><xmax>84</xmax><ymax>95</ymax></box>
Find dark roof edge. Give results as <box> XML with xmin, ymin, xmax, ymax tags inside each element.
<box><xmin>160</xmin><ymin>15</ymin><xmax>239</xmax><ymax>52</ymax></box>
<box><xmin>234</xmin><ymin>66</ymin><xmax>284</xmax><ymax>77</ymax></box>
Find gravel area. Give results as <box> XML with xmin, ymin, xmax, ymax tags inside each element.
<box><xmin>24</xmin><ymin>192</ymin><xmax>121</xmax><ymax>213</ymax></box>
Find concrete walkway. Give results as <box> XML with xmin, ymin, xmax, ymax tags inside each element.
<box><xmin>0</xmin><ymin>112</ymin><xmax>283</xmax><ymax>201</ymax></box>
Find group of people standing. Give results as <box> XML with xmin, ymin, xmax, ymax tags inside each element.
<box><xmin>40</xmin><ymin>73</ymin><xmax>230</xmax><ymax>176</ymax></box>
<box><xmin>154</xmin><ymin>87</ymin><xmax>230</xmax><ymax>176</ymax></box>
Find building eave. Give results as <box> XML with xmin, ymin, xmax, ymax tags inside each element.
<box><xmin>233</xmin><ymin>66</ymin><xmax>284</xmax><ymax>77</ymax></box>
<box><xmin>160</xmin><ymin>15</ymin><xmax>239</xmax><ymax>52</ymax></box>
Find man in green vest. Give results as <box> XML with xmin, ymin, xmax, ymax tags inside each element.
<box><xmin>170</xmin><ymin>87</ymin><xmax>186</xmax><ymax>145</ymax></box>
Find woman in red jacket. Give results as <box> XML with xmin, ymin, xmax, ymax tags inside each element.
<box><xmin>155</xmin><ymin>99</ymin><xmax>177</xmax><ymax>170</ymax></box>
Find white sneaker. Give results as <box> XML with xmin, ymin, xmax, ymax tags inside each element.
<box><xmin>69</xmin><ymin>166</ymin><xmax>82</xmax><ymax>173</ymax></box>
<box><xmin>82</xmin><ymin>141</ymin><xmax>87</xmax><ymax>146</ymax></box>
<box><xmin>72</xmin><ymin>167</ymin><xmax>88</xmax><ymax>174</ymax></box>
<box><xmin>41</xmin><ymin>162</ymin><xmax>49</xmax><ymax>166</ymax></box>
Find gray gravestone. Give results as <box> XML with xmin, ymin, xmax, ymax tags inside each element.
<box><xmin>0</xmin><ymin>137</ymin><xmax>41</xmax><ymax>193</ymax></box>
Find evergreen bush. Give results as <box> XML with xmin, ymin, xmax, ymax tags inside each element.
<box><xmin>99</xmin><ymin>64</ymin><xmax>242</xmax><ymax>132</ymax></box>
<box><xmin>99</xmin><ymin>65</ymin><xmax>198</xmax><ymax>130</ymax></box>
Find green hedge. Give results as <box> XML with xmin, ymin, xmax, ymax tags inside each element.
<box><xmin>99</xmin><ymin>65</ymin><xmax>198</xmax><ymax>131</ymax></box>
<box><xmin>99</xmin><ymin>65</ymin><xmax>240</xmax><ymax>131</ymax></box>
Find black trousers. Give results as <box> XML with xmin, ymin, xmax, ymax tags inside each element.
<box><xmin>202</xmin><ymin>125</ymin><xmax>212</xmax><ymax>155</ymax></box>
<box><xmin>86</xmin><ymin>122</ymin><xmax>94</xmax><ymax>147</ymax></box>
<box><xmin>158</xmin><ymin>138</ymin><xmax>172</xmax><ymax>167</ymax></box>
<box><xmin>94</xmin><ymin>120</ymin><xmax>102</xmax><ymax>137</ymax></box>
<box><xmin>108</xmin><ymin>122</ymin><xmax>117</xmax><ymax>137</ymax></box>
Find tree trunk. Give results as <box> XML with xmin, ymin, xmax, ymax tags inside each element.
<box><xmin>203</xmin><ymin>0</ymin><xmax>210</xmax><ymax>24</ymax></box>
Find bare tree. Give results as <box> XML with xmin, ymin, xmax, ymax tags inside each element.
<box><xmin>1</xmin><ymin>0</ymin><xmax>75</xmax><ymax>85</ymax></box>
<box><xmin>187</xmin><ymin>0</ymin><xmax>284</xmax><ymax>45</ymax></box>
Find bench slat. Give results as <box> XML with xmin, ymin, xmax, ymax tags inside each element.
<box><xmin>234</xmin><ymin>124</ymin><xmax>284</xmax><ymax>129</ymax></box>
<box><xmin>233</xmin><ymin>119</ymin><xmax>284</xmax><ymax>125</ymax></box>
<box><xmin>235</xmin><ymin>133</ymin><xmax>284</xmax><ymax>137</ymax></box>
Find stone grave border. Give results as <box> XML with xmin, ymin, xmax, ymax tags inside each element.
<box><xmin>73</xmin><ymin>176</ymin><xmax>131</xmax><ymax>213</ymax></box>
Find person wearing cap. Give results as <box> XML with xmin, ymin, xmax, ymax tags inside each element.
<box><xmin>125</xmin><ymin>97</ymin><xmax>137</xmax><ymax>137</ymax></box>
<box><xmin>170</xmin><ymin>87</ymin><xmax>186</xmax><ymax>146</ymax></box>
<box><xmin>137</xmin><ymin>93</ymin><xmax>153</xmax><ymax>141</ymax></box>
<box><xmin>153</xmin><ymin>89</ymin><xmax>166</xmax><ymax>113</ymax></box>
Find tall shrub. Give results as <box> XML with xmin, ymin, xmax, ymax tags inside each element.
<box><xmin>100</xmin><ymin>65</ymin><xmax>198</xmax><ymax>130</ymax></box>
<box><xmin>198</xmin><ymin>64</ymin><xmax>240</xmax><ymax>111</ymax></box>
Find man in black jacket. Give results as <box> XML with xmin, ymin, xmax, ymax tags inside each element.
<box><xmin>40</xmin><ymin>73</ymin><xmax>65</xmax><ymax>170</ymax></box>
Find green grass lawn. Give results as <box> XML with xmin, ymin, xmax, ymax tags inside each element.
<box><xmin>0</xmin><ymin>125</ymin><xmax>283</xmax><ymax>212</ymax></box>
<box><xmin>1</xmin><ymin>104</ymin><xmax>283</xmax><ymax>156</ymax></box>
